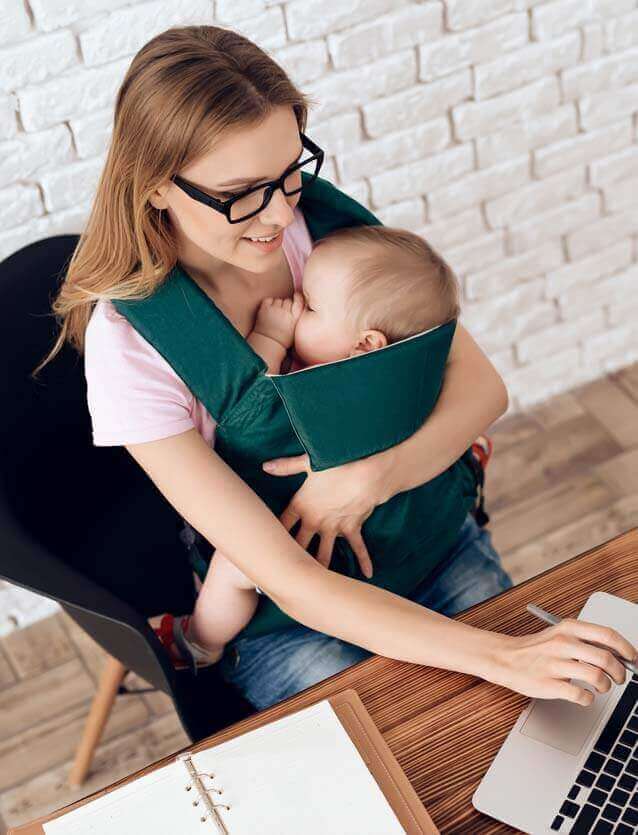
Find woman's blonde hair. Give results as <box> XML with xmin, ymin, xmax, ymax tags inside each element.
<box><xmin>34</xmin><ymin>24</ymin><xmax>314</xmax><ymax>376</ymax></box>
<box><xmin>313</xmin><ymin>225</ymin><xmax>461</xmax><ymax>341</ymax></box>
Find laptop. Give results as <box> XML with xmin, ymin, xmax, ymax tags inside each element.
<box><xmin>473</xmin><ymin>591</ymin><xmax>638</xmax><ymax>834</ymax></box>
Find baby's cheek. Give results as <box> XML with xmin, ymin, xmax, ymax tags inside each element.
<box><xmin>295</xmin><ymin>319</ymin><xmax>351</xmax><ymax>366</ymax></box>
<box><xmin>293</xmin><ymin>317</ymin><xmax>329</xmax><ymax>365</ymax></box>
<box><xmin>292</xmin><ymin>317</ymin><xmax>314</xmax><ymax>362</ymax></box>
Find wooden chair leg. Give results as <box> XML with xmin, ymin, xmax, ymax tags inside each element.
<box><xmin>68</xmin><ymin>654</ymin><xmax>128</xmax><ymax>788</ymax></box>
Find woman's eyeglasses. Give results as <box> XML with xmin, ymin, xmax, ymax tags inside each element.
<box><xmin>170</xmin><ymin>132</ymin><xmax>324</xmax><ymax>224</ymax></box>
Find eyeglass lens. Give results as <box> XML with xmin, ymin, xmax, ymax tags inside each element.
<box><xmin>229</xmin><ymin>155</ymin><xmax>320</xmax><ymax>222</ymax></box>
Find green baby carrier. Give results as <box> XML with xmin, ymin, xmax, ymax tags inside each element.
<box><xmin>114</xmin><ymin>173</ymin><xmax>484</xmax><ymax>640</ymax></box>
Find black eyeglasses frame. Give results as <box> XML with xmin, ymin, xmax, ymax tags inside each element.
<box><xmin>169</xmin><ymin>131</ymin><xmax>325</xmax><ymax>224</ymax></box>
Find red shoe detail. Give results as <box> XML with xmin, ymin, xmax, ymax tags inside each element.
<box><xmin>153</xmin><ymin>614</ymin><xmax>218</xmax><ymax>672</ymax></box>
<box><xmin>153</xmin><ymin>614</ymin><xmax>191</xmax><ymax>671</ymax></box>
<box><xmin>471</xmin><ymin>434</ymin><xmax>493</xmax><ymax>471</ymax></box>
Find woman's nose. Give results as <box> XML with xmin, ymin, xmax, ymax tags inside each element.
<box><xmin>259</xmin><ymin>187</ymin><xmax>295</xmax><ymax>227</ymax></box>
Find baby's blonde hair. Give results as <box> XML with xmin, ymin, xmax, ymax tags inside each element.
<box><xmin>313</xmin><ymin>225</ymin><xmax>460</xmax><ymax>343</ymax></box>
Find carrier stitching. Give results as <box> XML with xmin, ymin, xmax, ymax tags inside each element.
<box><xmin>266</xmin><ymin>376</ymin><xmax>313</xmax><ymax>462</ymax></box>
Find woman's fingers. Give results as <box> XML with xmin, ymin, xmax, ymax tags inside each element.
<box><xmin>559</xmin><ymin>618</ymin><xmax>637</xmax><ymax>664</ymax></box>
<box><xmin>295</xmin><ymin>524</ymin><xmax>316</xmax><ymax>550</ymax></box>
<box><xmin>264</xmin><ymin>453</ymin><xmax>310</xmax><ymax>476</ymax></box>
<box><xmin>551</xmin><ymin>659</ymin><xmax>615</xmax><ymax>695</ymax></box>
<box><xmin>277</xmin><ymin>493</ymin><xmax>374</xmax><ymax>579</ymax></box>
<box><xmin>315</xmin><ymin>531</ymin><xmax>336</xmax><ymax>569</ymax></box>
<box><xmin>551</xmin><ymin>679</ymin><xmax>595</xmax><ymax>707</ymax></box>
<box><xmin>345</xmin><ymin>528</ymin><xmax>373</xmax><ymax>579</ymax></box>
<box><xmin>553</xmin><ymin>636</ymin><xmax>627</xmax><ymax>685</ymax></box>
<box><xmin>279</xmin><ymin>506</ymin><xmax>300</xmax><ymax>533</ymax></box>
<box><xmin>491</xmin><ymin>633</ymin><xmax>605</xmax><ymax>705</ymax></box>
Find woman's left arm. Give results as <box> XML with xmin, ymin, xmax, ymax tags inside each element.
<box><xmin>375</xmin><ymin>321</ymin><xmax>509</xmax><ymax>497</ymax></box>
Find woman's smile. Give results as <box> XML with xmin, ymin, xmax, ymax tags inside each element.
<box><xmin>241</xmin><ymin>229</ymin><xmax>284</xmax><ymax>253</ymax></box>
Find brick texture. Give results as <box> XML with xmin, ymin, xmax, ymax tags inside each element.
<box><xmin>1</xmin><ymin>0</ymin><xmax>636</xmax><ymax>428</ymax></box>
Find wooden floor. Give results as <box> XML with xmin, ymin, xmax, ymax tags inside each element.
<box><xmin>1</xmin><ymin>364</ymin><xmax>637</xmax><ymax>833</ymax></box>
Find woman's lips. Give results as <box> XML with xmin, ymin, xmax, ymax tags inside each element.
<box><xmin>241</xmin><ymin>231</ymin><xmax>283</xmax><ymax>253</ymax></box>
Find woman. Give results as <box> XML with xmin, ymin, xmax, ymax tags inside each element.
<box><xmin>38</xmin><ymin>25</ymin><xmax>635</xmax><ymax>711</ymax></box>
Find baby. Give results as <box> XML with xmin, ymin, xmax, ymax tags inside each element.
<box><xmin>175</xmin><ymin>224</ymin><xmax>462</xmax><ymax>667</ymax></box>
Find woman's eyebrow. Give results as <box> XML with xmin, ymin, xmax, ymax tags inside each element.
<box><xmin>216</xmin><ymin>144</ymin><xmax>304</xmax><ymax>188</ymax></box>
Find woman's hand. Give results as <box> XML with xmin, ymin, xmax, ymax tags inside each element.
<box><xmin>483</xmin><ymin>617</ymin><xmax>638</xmax><ymax>705</ymax></box>
<box><xmin>261</xmin><ymin>452</ymin><xmax>392</xmax><ymax>578</ymax></box>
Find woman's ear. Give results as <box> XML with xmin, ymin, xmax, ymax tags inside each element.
<box><xmin>349</xmin><ymin>329</ymin><xmax>388</xmax><ymax>357</ymax></box>
<box><xmin>148</xmin><ymin>183</ymin><xmax>170</xmax><ymax>210</ymax></box>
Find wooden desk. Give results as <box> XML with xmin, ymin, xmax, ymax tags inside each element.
<box><xmin>18</xmin><ymin>527</ymin><xmax>638</xmax><ymax>834</ymax></box>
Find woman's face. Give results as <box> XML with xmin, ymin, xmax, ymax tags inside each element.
<box><xmin>150</xmin><ymin>106</ymin><xmax>303</xmax><ymax>279</ymax></box>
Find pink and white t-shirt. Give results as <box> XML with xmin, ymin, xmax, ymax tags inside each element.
<box><xmin>84</xmin><ymin>205</ymin><xmax>313</xmax><ymax>448</ymax></box>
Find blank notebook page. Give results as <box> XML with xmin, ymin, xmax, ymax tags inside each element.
<box><xmin>44</xmin><ymin>700</ymin><xmax>405</xmax><ymax>834</ymax></box>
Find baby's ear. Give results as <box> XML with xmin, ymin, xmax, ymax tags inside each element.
<box><xmin>350</xmin><ymin>329</ymin><xmax>387</xmax><ymax>356</ymax></box>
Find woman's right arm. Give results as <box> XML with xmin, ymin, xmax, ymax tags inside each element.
<box><xmin>127</xmin><ymin>429</ymin><xmax>637</xmax><ymax>707</ymax></box>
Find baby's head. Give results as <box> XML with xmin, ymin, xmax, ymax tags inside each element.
<box><xmin>293</xmin><ymin>225</ymin><xmax>460</xmax><ymax>367</ymax></box>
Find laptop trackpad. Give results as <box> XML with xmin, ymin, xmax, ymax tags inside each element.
<box><xmin>520</xmin><ymin>682</ymin><xmax>614</xmax><ymax>755</ymax></box>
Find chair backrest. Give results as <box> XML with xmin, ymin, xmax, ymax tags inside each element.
<box><xmin>0</xmin><ymin>477</ymin><xmax>175</xmax><ymax>692</ymax></box>
<box><xmin>0</xmin><ymin>236</ymin><xmax>197</xmax><ymax>611</ymax></box>
<box><xmin>0</xmin><ymin>235</ymin><xmax>254</xmax><ymax>738</ymax></box>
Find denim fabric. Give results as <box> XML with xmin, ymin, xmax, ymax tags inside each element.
<box><xmin>219</xmin><ymin>513</ymin><xmax>513</xmax><ymax>710</ymax></box>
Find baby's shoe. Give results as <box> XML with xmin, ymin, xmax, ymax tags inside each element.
<box><xmin>471</xmin><ymin>434</ymin><xmax>493</xmax><ymax>471</ymax></box>
<box><xmin>469</xmin><ymin>434</ymin><xmax>493</xmax><ymax>528</ymax></box>
<box><xmin>153</xmin><ymin>614</ymin><xmax>221</xmax><ymax>676</ymax></box>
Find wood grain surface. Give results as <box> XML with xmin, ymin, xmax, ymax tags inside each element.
<box><xmin>27</xmin><ymin>526</ymin><xmax>638</xmax><ymax>834</ymax></box>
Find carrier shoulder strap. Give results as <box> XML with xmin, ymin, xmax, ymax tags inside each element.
<box><xmin>298</xmin><ymin>172</ymin><xmax>382</xmax><ymax>239</ymax></box>
<box><xmin>113</xmin><ymin>263</ymin><xmax>265</xmax><ymax>423</ymax></box>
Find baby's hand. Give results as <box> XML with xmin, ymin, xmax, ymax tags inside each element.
<box><xmin>253</xmin><ymin>290</ymin><xmax>304</xmax><ymax>350</ymax></box>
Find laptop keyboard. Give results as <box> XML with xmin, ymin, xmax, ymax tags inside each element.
<box><xmin>550</xmin><ymin>675</ymin><xmax>638</xmax><ymax>833</ymax></box>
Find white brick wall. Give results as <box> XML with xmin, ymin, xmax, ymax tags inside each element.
<box><xmin>0</xmin><ymin>0</ymin><xmax>636</xmax><ymax>416</ymax></box>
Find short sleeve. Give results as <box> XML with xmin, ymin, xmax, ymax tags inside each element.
<box><xmin>282</xmin><ymin>205</ymin><xmax>314</xmax><ymax>291</ymax></box>
<box><xmin>84</xmin><ymin>299</ymin><xmax>198</xmax><ymax>446</ymax></box>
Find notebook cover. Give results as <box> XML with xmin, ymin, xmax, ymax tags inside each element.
<box><xmin>8</xmin><ymin>689</ymin><xmax>438</xmax><ymax>834</ymax></box>
<box><xmin>330</xmin><ymin>690</ymin><xmax>439</xmax><ymax>834</ymax></box>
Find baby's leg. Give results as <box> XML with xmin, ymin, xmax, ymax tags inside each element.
<box><xmin>188</xmin><ymin>550</ymin><xmax>259</xmax><ymax>658</ymax></box>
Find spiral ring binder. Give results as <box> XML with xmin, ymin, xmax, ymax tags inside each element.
<box><xmin>177</xmin><ymin>753</ymin><xmax>231</xmax><ymax>834</ymax></box>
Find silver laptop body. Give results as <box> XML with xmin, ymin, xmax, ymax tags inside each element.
<box><xmin>474</xmin><ymin>592</ymin><xmax>638</xmax><ymax>834</ymax></box>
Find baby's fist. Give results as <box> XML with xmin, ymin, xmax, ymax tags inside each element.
<box><xmin>254</xmin><ymin>291</ymin><xmax>304</xmax><ymax>350</ymax></box>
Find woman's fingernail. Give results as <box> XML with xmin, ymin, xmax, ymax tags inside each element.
<box><xmin>263</xmin><ymin>463</ymin><xmax>275</xmax><ymax>472</ymax></box>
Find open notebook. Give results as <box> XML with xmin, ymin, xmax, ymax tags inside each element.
<box><xmin>31</xmin><ymin>691</ymin><xmax>437</xmax><ymax>835</ymax></box>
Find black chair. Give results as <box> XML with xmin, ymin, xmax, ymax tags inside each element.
<box><xmin>0</xmin><ymin>235</ymin><xmax>255</xmax><ymax>784</ymax></box>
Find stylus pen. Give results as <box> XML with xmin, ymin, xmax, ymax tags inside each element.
<box><xmin>527</xmin><ymin>603</ymin><xmax>638</xmax><ymax>676</ymax></box>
